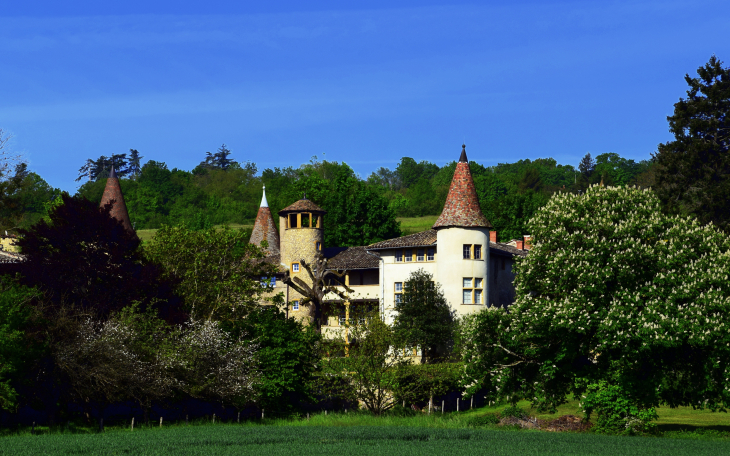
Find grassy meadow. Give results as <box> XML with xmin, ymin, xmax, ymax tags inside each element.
<box><xmin>135</xmin><ymin>224</ymin><xmax>253</xmax><ymax>243</ymax></box>
<box><xmin>397</xmin><ymin>216</ymin><xmax>438</xmax><ymax>236</ymax></box>
<box><xmin>2</xmin><ymin>401</ymin><xmax>729</xmax><ymax>455</ymax></box>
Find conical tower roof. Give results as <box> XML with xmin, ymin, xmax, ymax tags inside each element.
<box><xmin>100</xmin><ymin>165</ymin><xmax>133</xmax><ymax>232</ymax></box>
<box><xmin>250</xmin><ymin>186</ymin><xmax>280</xmax><ymax>256</ymax></box>
<box><xmin>433</xmin><ymin>145</ymin><xmax>492</xmax><ymax>230</ymax></box>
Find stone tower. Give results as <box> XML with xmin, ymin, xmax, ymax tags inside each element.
<box><xmin>278</xmin><ymin>196</ymin><xmax>326</xmax><ymax>321</ymax></box>
<box><xmin>99</xmin><ymin>165</ymin><xmax>133</xmax><ymax>232</ymax></box>
<box><xmin>433</xmin><ymin>144</ymin><xmax>492</xmax><ymax>313</ymax></box>
<box><xmin>249</xmin><ymin>186</ymin><xmax>280</xmax><ymax>256</ymax></box>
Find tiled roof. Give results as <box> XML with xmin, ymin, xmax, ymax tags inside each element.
<box><xmin>490</xmin><ymin>242</ymin><xmax>528</xmax><ymax>257</ymax></box>
<box><xmin>367</xmin><ymin>230</ymin><xmax>438</xmax><ymax>250</ymax></box>
<box><xmin>433</xmin><ymin>145</ymin><xmax>491</xmax><ymax>230</ymax></box>
<box><xmin>100</xmin><ymin>168</ymin><xmax>133</xmax><ymax>232</ymax></box>
<box><xmin>326</xmin><ymin>246</ymin><xmax>380</xmax><ymax>270</ymax></box>
<box><xmin>250</xmin><ymin>206</ymin><xmax>280</xmax><ymax>256</ymax></box>
<box><xmin>279</xmin><ymin>199</ymin><xmax>326</xmax><ymax>214</ymax></box>
<box><xmin>0</xmin><ymin>250</ymin><xmax>24</xmax><ymax>263</ymax></box>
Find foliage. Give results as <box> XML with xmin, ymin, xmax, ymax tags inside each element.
<box><xmin>76</xmin><ymin>153</ymin><xmax>131</xmax><ymax>182</ymax></box>
<box><xmin>227</xmin><ymin>305</ymin><xmax>320</xmax><ymax>412</ymax></box>
<box><xmin>166</xmin><ymin>318</ymin><xmax>260</xmax><ymax>409</ymax></box>
<box><xmin>0</xmin><ymin>164</ymin><xmax>62</xmax><ymax>232</ymax></box>
<box><xmin>0</xmin><ymin>276</ymin><xmax>38</xmax><ymax>411</ymax></box>
<box><xmin>144</xmin><ymin>224</ymin><xmax>277</xmax><ymax>321</ymax></box>
<box><xmin>324</xmin><ymin>314</ymin><xmax>412</xmax><ymax>415</ymax></box>
<box><xmin>460</xmin><ymin>185</ymin><xmax>730</xmax><ymax>414</ymax></box>
<box><xmin>393</xmin><ymin>269</ymin><xmax>456</xmax><ymax>363</ymax></box>
<box><xmin>16</xmin><ymin>194</ymin><xmax>156</xmax><ymax>317</ymax></box>
<box><xmin>581</xmin><ymin>382</ymin><xmax>658</xmax><ymax>435</ymax></box>
<box><xmin>51</xmin><ymin>308</ymin><xmax>173</xmax><ymax>420</ymax></box>
<box><xmin>654</xmin><ymin>55</ymin><xmax>730</xmax><ymax>232</ymax></box>
<box><xmin>396</xmin><ymin>362</ymin><xmax>462</xmax><ymax>406</ymax></box>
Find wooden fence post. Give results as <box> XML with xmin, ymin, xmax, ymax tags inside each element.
<box><xmin>442</xmin><ymin>400</ymin><xmax>444</xmax><ymax>414</ymax></box>
<box><xmin>238</xmin><ymin>412</ymin><xmax>240</xmax><ymax>423</ymax></box>
<box><xmin>159</xmin><ymin>417</ymin><xmax>163</xmax><ymax>428</ymax></box>
<box><xmin>131</xmin><ymin>417</ymin><xmax>134</xmax><ymax>431</ymax></box>
<box><xmin>457</xmin><ymin>398</ymin><xmax>460</xmax><ymax>412</ymax></box>
<box><xmin>212</xmin><ymin>413</ymin><xmax>216</xmax><ymax>424</ymax></box>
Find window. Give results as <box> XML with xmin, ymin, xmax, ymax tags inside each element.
<box><xmin>292</xmin><ymin>262</ymin><xmax>300</xmax><ymax>273</ymax></box>
<box><xmin>292</xmin><ymin>300</ymin><xmax>300</xmax><ymax>311</ymax></box>
<box><xmin>427</xmin><ymin>248</ymin><xmax>435</xmax><ymax>261</ymax></box>
<box><xmin>270</xmin><ymin>277</ymin><xmax>276</xmax><ymax>287</ymax></box>
<box><xmin>417</xmin><ymin>249</ymin><xmax>424</xmax><ymax>261</ymax></box>
<box><xmin>463</xmin><ymin>244</ymin><xmax>483</xmax><ymax>260</ymax></box>
<box><xmin>315</xmin><ymin>241</ymin><xmax>322</xmax><ymax>251</ymax></box>
<box><xmin>261</xmin><ymin>276</ymin><xmax>276</xmax><ymax>288</ymax></box>
<box><xmin>463</xmin><ymin>277</ymin><xmax>484</xmax><ymax>304</ymax></box>
<box><xmin>396</xmin><ymin>251</ymin><xmax>403</xmax><ymax>262</ymax></box>
<box><xmin>405</xmin><ymin>249</ymin><xmax>413</xmax><ymax>262</ymax></box>
<box><xmin>395</xmin><ymin>282</ymin><xmax>403</xmax><ymax>304</ymax></box>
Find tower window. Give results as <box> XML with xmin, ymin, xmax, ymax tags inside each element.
<box><xmin>463</xmin><ymin>277</ymin><xmax>484</xmax><ymax>304</ymax></box>
<box><xmin>292</xmin><ymin>262</ymin><xmax>300</xmax><ymax>273</ymax></box>
<box><xmin>292</xmin><ymin>300</ymin><xmax>300</xmax><ymax>311</ymax></box>
<box><xmin>315</xmin><ymin>241</ymin><xmax>322</xmax><ymax>251</ymax></box>
<box><xmin>463</xmin><ymin>244</ymin><xmax>483</xmax><ymax>260</ymax></box>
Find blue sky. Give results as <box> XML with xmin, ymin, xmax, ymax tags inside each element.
<box><xmin>2</xmin><ymin>0</ymin><xmax>729</xmax><ymax>193</ymax></box>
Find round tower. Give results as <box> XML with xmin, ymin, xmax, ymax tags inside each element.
<box><xmin>278</xmin><ymin>196</ymin><xmax>326</xmax><ymax>322</ymax></box>
<box><xmin>433</xmin><ymin>145</ymin><xmax>492</xmax><ymax>315</ymax></box>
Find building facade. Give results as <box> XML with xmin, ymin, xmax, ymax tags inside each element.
<box><xmin>249</xmin><ymin>145</ymin><xmax>528</xmax><ymax>330</ymax></box>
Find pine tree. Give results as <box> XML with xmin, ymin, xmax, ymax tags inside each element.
<box><xmin>654</xmin><ymin>55</ymin><xmax>730</xmax><ymax>232</ymax></box>
<box><xmin>128</xmin><ymin>149</ymin><xmax>143</xmax><ymax>179</ymax></box>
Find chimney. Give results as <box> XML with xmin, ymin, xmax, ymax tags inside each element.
<box><xmin>490</xmin><ymin>231</ymin><xmax>497</xmax><ymax>243</ymax></box>
<box><xmin>523</xmin><ymin>235</ymin><xmax>532</xmax><ymax>250</ymax></box>
<box><xmin>516</xmin><ymin>240</ymin><xmax>524</xmax><ymax>250</ymax></box>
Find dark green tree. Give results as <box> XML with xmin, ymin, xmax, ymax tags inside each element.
<box><xmin>654</xmin><ymin>55</ymin><xmax>730</xmax><ymax>232</ymax></box>
<box><xmin>393</xmin><ymin>269</ymin><xmax>456</xmax><ymax>363</ymax></box>
<box><xmin>227</xmin><ymin>305</ymin><xmax>320</xmax><ymax>413</ymax></box>
<box><xmin>15</xmin><ymin>194</ymin><xmax>159</xmax><ymax>317</ymax></box>
<box><xmin>578</xmin><ymin>152</ymin><xmax>596</xmax><ymax>179</ymax></box>
<box><xmin>128</xmin><ymin>149</ymin><xmax>144</xmax><ymax>179</ymax></box>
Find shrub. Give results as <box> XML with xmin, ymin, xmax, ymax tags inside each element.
<box><xmin>467</xmin><ymin>413</ymin><xmax>501</xmax><ymax>427</ymax></box>
<box><xmin>581</xmin><ymin>382</ymin><xmax>658</xmax><ymax>435</ymax></box>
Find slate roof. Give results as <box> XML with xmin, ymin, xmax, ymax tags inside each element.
<box><xmin>490</xmin><ymin>242</ymin><xmax>528</xmax><ymax>257</ymax></box>
<box><xmin>432</xmin><ymin>145</ymin><xmax>492</xmax><ymax>230</ymax></box>
<box><xmin>279</xmin><ymin>198</ymin><xmax>326</xmax><ymax>214</ymax></box>
<box><xmin>325</xmin><ymin>246</ymin><xmax>380</xmax><ymax>270</ymax></box>
<box><xmin>366</xmin><ymin>230</ymin><xmax>438</xmax><ymax>250</ymax></box>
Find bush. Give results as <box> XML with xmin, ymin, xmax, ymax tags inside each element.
<box><xmin>501</xmin><ymin>405</ymin><xmax>528</xmax><ymax>420</ymax></box>
<box><xmin>467</xmin><ymin>413</ymin><xmax>501</xmax><ymax>427</ymax></box>
<box><xmin>581</xmin><ymin>382</ymin><xmax>658</xmax><ymax>435</ymax></box>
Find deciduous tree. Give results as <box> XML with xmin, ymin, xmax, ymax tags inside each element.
<box><xmin>461</xmin><ymin>185</ymin><xmax>730</xmax><ymax>417</ymax></box>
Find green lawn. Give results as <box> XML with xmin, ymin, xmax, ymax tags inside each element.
<box><xmin>135</xmin><ymin>224</ymin><xmax>252</xmax><ymax>243</ymax></box>
<box><xmin>3</xmin><ymin>402</ymin><xmax>729</xmax><ymax>455</ymax></box>
<box><xmin>2</xmin><ymin>423</ymin><xmax>729</xmax><ymax>456</ymax></box>
<box><xmin>397</xmin><ymin>216</ymin><xmax>438</xmax><ymax>235</ymax></box>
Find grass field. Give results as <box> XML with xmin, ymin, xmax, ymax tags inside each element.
<box><xmin>2</xmin><ymin>401</ymin><xmax>729</xmax><ymax>455</ymax></box>
<box><xmin>135</xmin><ymin>224</ymin><xmax>253</xmax><ymax>243</ymax></box>
<box><xmin>2</xmin><ymin>423</ymin><xmax>729</xmax><ymax>456</ymax></box>
<box><xmin>397</xmin><ymin>216</ymin><xmax>438</xmax><ymax>235</ymax></box>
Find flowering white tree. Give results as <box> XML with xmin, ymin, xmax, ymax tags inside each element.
<box><xmin>461</xmin><ymin>185</ymin><xmax>730</xmax><ymax>415</ymax></box>
<box><xmin>166</xmin><ymin>319</ymin><xmax>259</xmax><ymax>409</ymax></box>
